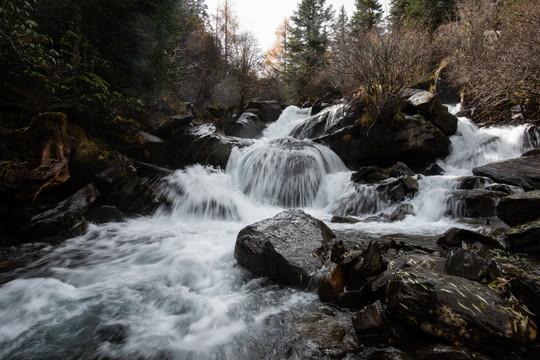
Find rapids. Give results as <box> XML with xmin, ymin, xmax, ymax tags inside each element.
<box><xmin>0</xmin><ymin>104</ymin><xmax>538</xmax><ymax>359</ymax></box>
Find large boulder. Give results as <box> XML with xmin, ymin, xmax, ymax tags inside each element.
<box><xmin>386</xmin><ymin>267</ymin><xmax>537</xmax><ymax>352</ymax></box>
<box><xmin>230</xmin><ymin>112</ymin><xmax>264</xmax><ymax>139</ymax></box>
<box><xmin>504</xmin><ymin>219</ymin><xmax>540</xmax><ymax>256</ymax></box>
<box><xmin>402</xmin><ymin>89</ymin><xmax>458</xmax><ymax>136</ymax></box>
<box><xmin>473</xmin><ymin>154</ymin><xmax>540</xmax><ymax>191</ymax></box>
<box><xmin>246</xmin><ymin>101</ymin><xmax>282</xmax><ymax>123</ymax></box>
<box><xmin>234</xmin><ymin>210</ymin><xmax>336</xmax><ymax>288</ymax></box>
<box><xmin>497</xmin><ymin>190</ymin><xmax>540</xmax><ymax>227</ymax></box>
<box><xmin>319</xmin><ymin>113</ymin><xmax>452</xmax><ymax>169</ymax></box>
<box><xmin>175</xmin><ymin>124</ymin><xmax>252</xmax><ymax>169</ymax></box>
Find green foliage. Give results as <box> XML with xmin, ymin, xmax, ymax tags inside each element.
<box><xmin>286</xmin><ymin>0</ymin><xmax>334</xmax><ymax>100</ymax></box>
<box><xmin>351</xmin><ymin>0</ymin><xmax>383</xmax><ymax>32</ymax></box>
<box><xmin>390</xmin><ymin>0</ymin><xmax>457</xmax><ymax>31</ymax></box>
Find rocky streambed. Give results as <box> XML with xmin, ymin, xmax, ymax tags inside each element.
<box><xmin>1</xmin><ymin>93</ymin><xmax>540</xmax><ymax>359</ymax></box>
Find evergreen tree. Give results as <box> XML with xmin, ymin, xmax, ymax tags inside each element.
<box><xmin>287</xmin><ymin>0</ymin><xmax>334</xmax><ymax>99</ymax></box>
<box><xmin>351</xmin><ymin>0</ymin><xmax>383</xmax><ymax>32</ymax></box>
<box><xmin>390</xmin><ymin>0</ymin><xmax>457</xmax><ymax>31</ymax></box>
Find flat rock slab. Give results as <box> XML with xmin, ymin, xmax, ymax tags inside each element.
<box><xmin>497</xmin><ymin>190</ymin><xmax>540</xmax><ymax>227</ymax></box>
<box><xmin>234</xmin><ymin>210</ymin><xmax>335</xmax><ymax>288</ymax></box>
<box><xmin>473</xmin><ymin>154</ymin><xmax>540</xmax><ymax>191</ymax></box>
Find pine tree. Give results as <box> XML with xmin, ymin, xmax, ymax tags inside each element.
<box><xmin>390</xmin><ymin>0</ymin><xmax>457</xmax><ymax>31</ymax></box>
<box><xmin>287</xmin><ymin>0</ymin><xmax>334</xmax><ymax>99</ymax></box>
<box><xmin>351</xmin><ymin>0</ymin><xmax>383</xmax><ymax>32</ymax></box>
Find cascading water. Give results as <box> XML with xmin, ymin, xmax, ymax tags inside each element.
<box><xmin>1</xmin><ymin>104</ymin><xmax>539</xmax><ymax>359</ymax></box>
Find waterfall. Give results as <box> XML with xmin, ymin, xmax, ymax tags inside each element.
<box><xmin>1</xmin><ymin>103</ymin><xmax>539</xmax><ymax>359</ymax></box>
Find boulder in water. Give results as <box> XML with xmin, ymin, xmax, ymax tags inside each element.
<box><xmin>386</xmin><ymin>267</ymin><xmax>537</xmax><ymax>352</ymax></box>
<box><xmin>497</xmin><ymin>190</ymin><xmax>540</xmax><ymax>227</ymax></box>
<box><xmin>246</xmin><ymin>101</ymin><xmax>282</xmax><ymax>123</ymax></box>
<box><xmin>436</xmin><ymin>227</ymin><xmax>502</xmax><ymax>250</ymax></box>
<box><xmin>234</xmin><ymin>210</ymin><xmax>336</xmax><ymax>288</ymax></box>
<box><xmin>230</xmin><ymin>112</ymin><xmax>264</xmax><ymax>139</ymax></box>
<box><xmin>505</xmin><ymin>219</ymin><xmax>540</xmax><ymax>257</ymax></box>
<box><xmin>445</xmin><ymin>189</ymin><xmax>507</xmax><ymax>218</ymax></box>
<box><xmin>444</xmin><ymin>248</ymin><xmax>499</xmax><ymax>282</ymax></box>
<box><xmin>473</xmin><ymin>154</ymin><xmax>540</xmax><ymax>191</ymax></box>
<box><xmin>401</xmin><ymin>89</ymin><xmax>458</xmax><ymax>136</ymax></box>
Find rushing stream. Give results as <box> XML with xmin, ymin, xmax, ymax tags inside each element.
<box><xmin>0</xmin><ymin>105</ymin><xmax>539</xmax><ymax>359</ymax></box>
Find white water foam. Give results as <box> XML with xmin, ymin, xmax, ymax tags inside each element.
<box><xmin>1</xmin><ymin>104</ymin><xmax>538</xmax><ymax>359</ymax></box>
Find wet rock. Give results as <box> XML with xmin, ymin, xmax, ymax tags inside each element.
<box><xmin>87</xmin><ymin>205</ymin><xmax>125</xmax><ymax>224</ymax></box>
<box><xmin>377</xmin><ymin>176</ymin><xmax>419</xmax><ymax>203</ymax></box>
<box><xmin>510</xmin><ymin>274</ymin><xmax>540</xmax><ymax>322</ymax></box>
<box><xmin>497</xmin><ymin>190</ymin><xmax>540</xmax><ymax>227</ymax></box>
<box><xmin>338</xmin><ymin>250</ymin><xmax>364</xmax><ymax>274</ymax></box>
<box><xmin>288</xmin><ymin>308</ymin><xmax>358</xmax><ymax>358</ymax></box>
<box><xmin>446</xmin><ymin>190</ymin><xmax>507</xmax><ymax>218</ymax></box>
<box><xmin>71</xmin><ymin>142</ymin><xmax>163</xmax><ymax>215</ymax></box>
<box><xmin>505</xmin><ymin>219</ymin><xmax>540</xmax><ymax>256</ymax></box>
<box><xmin>351</xmin><ymin>166</ymin><xmax>388</xmax><ymax>184</ymax></box>
<box><xmin>389</xmin><ymin>162</ymin><xmax>415</xmax><ymax>178</ymax></box>
<box><xmin>352</xmin><ymin>300</ymin><xmax>389</xmax><ymax>344</ymax></box>
<box><xmin>445</xmin><ymin>248</ymin><xmax>499</xmax><ymax>282</ymax></box>
<box><xmin>423</xmin><ymin>163</ymin><xmax>445</xmax><ymax>176</ymax></box>
<box><xmin>484</xmin><ymin>183</ymin><xmax>524</xmax><ymax>195</ymax></box>
<box><xmin>234</xmin><ymin>210</ymin><xmax>335</xmax><ymax>288</ymax></box>
<box><xmin>318</xmin><ymin>265</ymin><xmax>346</xmax><ymax>303</ymax></box>
<box><xmin>347</xmin><ymin>242</ymin><xmax>388</xmax><ymax>290</ymax></box>
<box><xmin>319</xmin><ymin>112</ymin><xmax>452</xmax><ymax>169</ymax></box>
<box><xmin>436</xmin><ymin>227</ymin><xmax>502</xmax><ymax>250</ymax></box>
<box><xmin>416</xmin><ymin>344</ymin><xmax>491</xmax><ymax>360</ymax></box>
<box><xmin>473</xmin><ymin>154</ymin><xmax>540</xmax><ymax>191</ymax></box>
<box><xmin>402</xmin><ymin>89</ymin><xmax>458</xmax><ymax>136</ymax></box>
<box><xmin>230</xmin><ymin>112</ymin><xmax>264</xmax><ymax>139</ymax></box>
<box><xmin>384</xmin><ymin>203</ymin><xmax>415</xmax><ymax>222</ymax></box>
<box><xmin>456</xmin><ymin>176</ymin><xmax>492</xmax><ymax>190</ymax></box>
<box><xmin>246</xmin><ymin>101</ymin><xmax>282</xmax><ymax>123</ymax></box>
<box><xmin>176</xmin><ymin>124</ymin><xmax>252</xmax><ymax>168</ymax></box>
<box><xmin>386</xmin><ymin>267</ymin><xmax>537</xmax><ymax>352</ymax></box>
<box><xmin>21</xmin><ymin>184</ymin><xmax>99</xmax><ymax>240</ymax></box>
<box><xmin>152</xmin><ymin>113</ymin><xmax>194</xmax><ymax>138</ymax></box>
<box><xmin>330</xmin><ymin>216</ymin><xmax>360</xmax><ymax>224</ymax></box>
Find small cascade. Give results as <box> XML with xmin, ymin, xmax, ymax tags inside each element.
<box><xmin>329</xmin><ymin>183</ymin><xmax>391</xmax><ymax>217</ymax></box>
<box><xmin>440</xmin><ymin>117</ymin><xmax>540</xmax><ymax>175</ymax></box>
<box><xmin>162</xmin><ymin>165</ymin><xmax>243</xmax><ymax>221</ymax></box>
<box><xmin>263</xmin><ymin>106</ymin><xmax>312</xmax><ymax>139</ymax></box>
<box><xmin>227</xmin><ymin>138</ymin><xmax>348</xmax><ymax>208</ymax></box>
<box><xmin>289</xmin><ymin>103</ymin><xmax>347</xmax><ymax>139</ymax></box>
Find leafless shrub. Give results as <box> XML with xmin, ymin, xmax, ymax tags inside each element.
<box><xmin>441</xmin><ymin>0</ymin><xmax>540</xmax><ymax>123</ymax></box>
<box><xmin>330</xmin><ymin>27</ymin><xmax>435</xmax><ymax>121</ymax></box>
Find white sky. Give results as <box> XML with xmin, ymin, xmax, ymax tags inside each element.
<box><xmin>205</xmin><ymin>0</ymin><xmax>390</xmax><ymax>51</ymax></box>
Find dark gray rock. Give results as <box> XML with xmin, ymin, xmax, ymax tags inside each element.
<box><xmin>424</xmin><ymin>163</ymin><xmax>445</xmax><ymax>176</ymax></box>
<box><xmin>445</xmin><ymin>248</ymin><xmax>499</xmax><ymax>282</ymax></box>
<box><xmin>416</xmin><ymin>344</ymin><xmax>491</xmax><ymax>360</ymax></box>
<box><xmin>456</xmin><ymin>176</ymin><xmax>492</xmax><ymax>190</ymax></box>
<box><xmin>473</xmin><ymin>154</ymin><xmax>540</xmax><ymax>191</ymax></box>
<box><xmin>287</xmin><ymin>308</ymin><xmax>359</xmax><ymax>358</ymax></box>
<box><xmin>446</xmin><ymin>190</ymin><xmax>507</xmax><ymax>218</ymax></box>
<box><xmin>402</xmin><ymin>89</ymin><xmax>458</xmax><ymax>136</ymax></box>
<box><xmin>153</xmin><ymin>113</ymin><xmax>194</xmax><ymax>138</ymax></box>
<box><xmin>234</xmin><ymin>210</ymin><xmax>335</xmax><ymax>288</ymax></box>
<box><xmin>389</xmin><ymin>162</ymin><xmax>415</xmax><ymax>178</ymax></box>
<box><xmin>437</xmin><ymin>227</ymin><xmax>502</xmax><ymax>250</ymax></box>
<box><xmin>377</xmin><ymin>176</ymin><xmax>419</xmax><ymax>203</ymax></box>
<box><xmin>497</xmin><ymin>190</ymin><xmax>540</xmax><ymax>227</ymax></box>
<box><xmin>87</xmin><ymin>205</ymin><xmax>125</xmax><ymax>224</ymax></box>
<box><xmin>505</xmin><ymin>219</ymin><xmax>540</xmax><ymax>256</ymax></box>
<box><xmin>22</xmin><ymin>184</ymin><xmax>99</xmax><ymax>239</ymax></box>
<box><xmin>352</xmin><ymin>300</ymin><xmax>389</xmax><ymax>344</ymax></box>
<box><xmin>510</xmin><ymin>274</ymin><xmax>540</xmax><ymax>322</ymax></box>
<box><xmin>386</xmin><ymin>267</ymin><xmax>537</xmax><ymax>352</ymax></box>
<box><xmin>484</xmin><ymin>183</ymin><xmax>524</xmax><ymax>195</ymax></box>
<box><xmin>351</xmin><ymin>166</ymin><xmax>388</xmax><ymax>184</ymax></box>
<box><xmin>246</xmin><ymin>101</ymin><xmax>282</xmax><ymax>123</ymax></box>
<box><xmin>347</xmin><ymin>242</ymin><xmax>388</xmax><ymax>290</ymax></box>
<box><xmin>231</xmin><ymin>112</ymin><xmax>264</xmax><ymax>139</ymax></box>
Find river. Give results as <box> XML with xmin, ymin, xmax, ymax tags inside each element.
<box><xmin>0</xmin><ymin>105</ymin><xmax>538</xmax><ymax>359</ymax></box>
